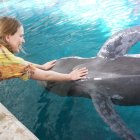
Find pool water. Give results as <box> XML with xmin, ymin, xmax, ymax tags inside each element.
<box><xmin>0</xmin><ymin>0</ymin><xmax>140</xmax><ymax>140</ymax></box>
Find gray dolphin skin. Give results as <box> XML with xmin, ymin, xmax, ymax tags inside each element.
<box><xmin>41</xmin><ymin>26</ymin><xmax>140</xmax><ymax>140</ymax></box>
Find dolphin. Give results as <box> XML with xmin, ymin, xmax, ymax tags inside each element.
<box><xmin>41</xmin><ymin>26</ymin><xmax>140</xmax><ymax>140</ymax></box>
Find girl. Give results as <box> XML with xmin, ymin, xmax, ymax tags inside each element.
<box><xmin>0</xmin><ymin>16</ymin><xmax>88</xmax><ymax>81</ymax></box>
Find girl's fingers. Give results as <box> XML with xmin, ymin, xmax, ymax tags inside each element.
<box><xmin>51</xmin><ymin>60</ymin><xmax>57</xmax><ymax>63</ymax></box>
<box><xmin>79</xmin><ymin>73</ymin><xmax>88</xmax><ymax>77</ymax></box>
<box><xmin>78</xmin><ymin>67</ymin><xmax>88</xmax><ymax>71</ymax></box>
<box><xmin>79</xmin><ymin>69</ymin><xmax>88</xmax><ymax>74</ymax></box>
<box><xmin>80</xmin><ymin>76</ymin><xmax>87</xmax><ymax>79</ymax></box>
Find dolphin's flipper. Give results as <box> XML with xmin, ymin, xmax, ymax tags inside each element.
<box><xmin>97</xmin><ymin>26</ymin><xmax>140</xmax><ymax>59</ymax></box>
<box><xmin>90</xmin><ymin>93</ymin><xmax>139</xmax><ymax>140</ymax></box>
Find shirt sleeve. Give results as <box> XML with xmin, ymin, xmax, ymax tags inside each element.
<box><xmin>0</xmin><ymin>46</ymin><xmax>36</xmax><ymax>81</ymax></box>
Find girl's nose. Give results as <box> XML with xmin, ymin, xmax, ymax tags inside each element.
<box><xmin>22</xmin><ymin>38</ymin><xmax>25</xmax><ymax>43</ymax></box>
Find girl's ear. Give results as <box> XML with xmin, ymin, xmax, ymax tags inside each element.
<box><xmin>5</xmin><ymin>35</ymin><xmax>10</xmax><ymax>42</ymax></box>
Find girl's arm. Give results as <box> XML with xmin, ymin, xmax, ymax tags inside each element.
<box><xmin>25</xmin><ymin>60</ymin><xmax>56</xmax><ymax>70</ymax></box>
<box><xmin>30</xmin><ymin>67</ymin><xmax>88</xmax><ymax>81</ymax></box>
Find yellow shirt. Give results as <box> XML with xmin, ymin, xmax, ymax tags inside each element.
<box><xmin>0</xmin><ymin>45</ymin><xmax>35</xmax><ymax>81</ymax></box>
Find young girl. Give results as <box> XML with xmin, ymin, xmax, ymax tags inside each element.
<box><xmin>0</xmin><ymin>16</ymin><xmax>88</xmax><ymax>81</ymax></box>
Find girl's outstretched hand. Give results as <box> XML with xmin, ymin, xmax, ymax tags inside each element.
<box><xmin>42</xmin><ymin>60</ymin><xmax>57</xmax><ymax>70</ymax></box>
<box><xmin>69</xmin><ymin>67</ymin><xmax>88</xmax><ymax>80</ymax></box>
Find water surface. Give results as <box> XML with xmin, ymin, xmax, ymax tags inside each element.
<box><xmin>0</xmin><ymin>0</ymin><xmax>140</xmax><ymax>140</ymax></box>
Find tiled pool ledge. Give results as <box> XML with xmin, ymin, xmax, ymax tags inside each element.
<box><xmin>0</xmin><ymin>103</ymin><xmax>39</xmax><ymax>140</ymax></box>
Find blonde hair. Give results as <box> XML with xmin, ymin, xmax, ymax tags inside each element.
<box><xmin>0</xmin><ymin>16</ymin><xmax>22</xmax><ymax>53</ymax></box>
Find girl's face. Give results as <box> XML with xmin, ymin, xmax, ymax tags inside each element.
<box><xmin>5</xmin><ymin>26</ymin><xmax>25</xmax><ymax>53</ymax></box>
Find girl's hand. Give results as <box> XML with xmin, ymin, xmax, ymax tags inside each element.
<box><xmin>69</xmin><ymin>67</ymin><xmax>88</xmax><ymax>80</ymax></box>
<box><xmin>42</xmin><ymin>60</ymin><xmax>56</xmax><ymax>70</ymax></box>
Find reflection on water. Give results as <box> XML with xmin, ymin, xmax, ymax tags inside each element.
<box><xmin>0</xmin><ymin>0</ymin><xmax>140</xmax><ymax>140</ymax></box>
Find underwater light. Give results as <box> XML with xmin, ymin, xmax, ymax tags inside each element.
<box><xmin>35</xmin><ymin>0</ymin><xmax>57</xmax><ymax>7</ymax></box>
<box><xmin>59</xmin><ymin>0</ymin><xmax>133</xmax><ymax>34</ymax></box>
<box><xmin>0</xmin><ymin>0</ymin><xmax>134</xmax><ymax>35</ymax></box>
<box><xmin>78</xmin><ymin>0</ymin><xmax>96</xmax><ymax>6</ymax></box>
<box><xmin>60</xmin><ymin>0</ymin><xmax>98</xmax><ymax>23</ymax></box>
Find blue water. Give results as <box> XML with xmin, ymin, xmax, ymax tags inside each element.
<box><xmin>0</xmin><ymin>0</ymin><xmax>140</xmax><ymax>140</ymax></box>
